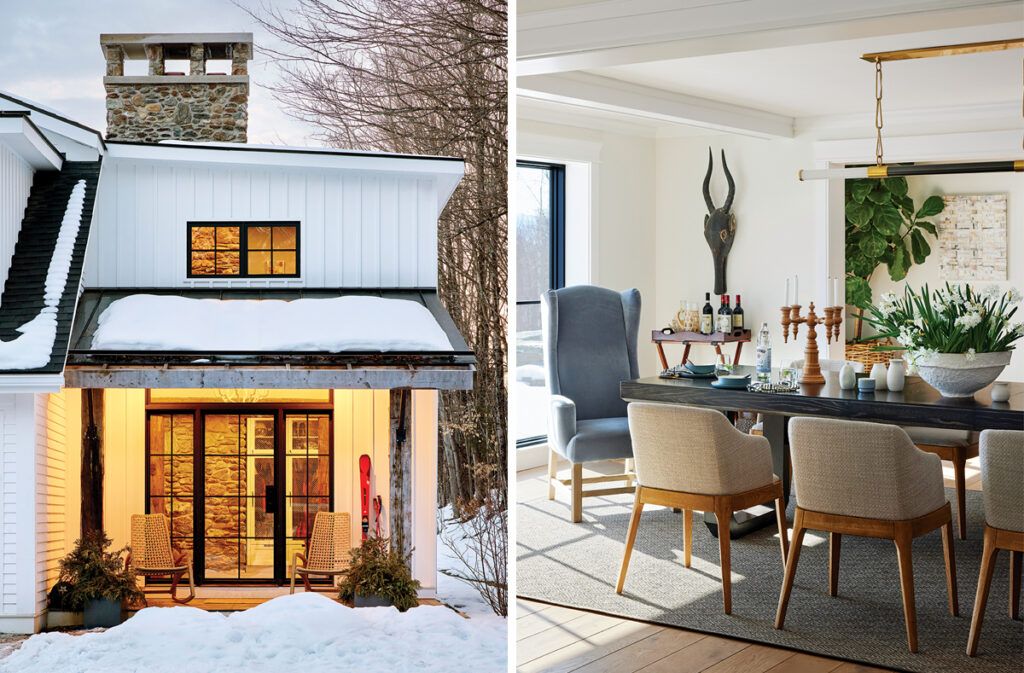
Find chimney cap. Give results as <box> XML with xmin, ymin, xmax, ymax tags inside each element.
<box><xmin>100</xmin><ymin>33</ymin><xmax>253</xmax><ymax>60</ymax></box>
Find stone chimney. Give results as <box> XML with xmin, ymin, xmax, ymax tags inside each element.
<box><xmin>101</xmin><ymin>33</ymin><xmax>253</xmax><ymax>143</ymax></box>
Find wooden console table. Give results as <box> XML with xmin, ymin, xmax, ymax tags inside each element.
<box><xmin>652</xmin><ymin>329</ymin><xmax>752</xmax><ymax>370</ymax></box>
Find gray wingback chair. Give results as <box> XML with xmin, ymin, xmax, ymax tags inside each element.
<box><xmin>542</xmin><ymin>285</ymin><xmax>641</xmax><ymax>522</ymax></box>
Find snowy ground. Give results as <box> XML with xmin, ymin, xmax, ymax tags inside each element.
<box><xmin>0</xmin><ymin>516</ymin><xmax>507</xmax><ymax>673</ymax></box>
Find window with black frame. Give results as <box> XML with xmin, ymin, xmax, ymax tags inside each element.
<box><xmin>515</xmin><ymin>161</ymin><xmax>565</xmax><ymax>446</ymax></box>
<box><xmin>188</xmin><ymin>222</ymin><xmax>300</xmax><ymax>278</ymax></box>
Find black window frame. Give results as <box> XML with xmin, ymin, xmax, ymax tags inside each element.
<box><xmin>516</xmin><ymin>160</ymin><xmax>566</xmax><ymax>448</ymax></box>
<box><xmin>187</xmin><ymin>221</ymin><xmax>301</xmax><ymax>279</ymax></box>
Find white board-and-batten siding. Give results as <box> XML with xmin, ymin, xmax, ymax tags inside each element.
<box><xmin>0</xmin><ymin>144</ymin><xmax>34</xmax><ymax>303</ymax></box>
<box><xmin>83</xmin><ymin>158</ymin><xmax>440</xmax><ymax>289</ymax></box>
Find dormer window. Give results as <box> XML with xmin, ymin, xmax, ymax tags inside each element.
<box><xmin>188</xmin><ymin>222</ymin><xmax>299</xmax><ymax>278</ymax></box>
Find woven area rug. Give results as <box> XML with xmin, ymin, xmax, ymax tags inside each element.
<box><xmin>517</xmin><ymin>486</ymin><xmax>1022</xmax><ymax>673</ymax></box>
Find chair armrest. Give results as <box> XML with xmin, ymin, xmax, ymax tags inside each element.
<box><xmin>293</xmin><ymin>551</ymin><xmax>308</xmax><ymax>570</ymax></box>
<box><xmin>549</xmin><ymin>395</ymin><xmax>577</xmax><ymax>455</ymax></box>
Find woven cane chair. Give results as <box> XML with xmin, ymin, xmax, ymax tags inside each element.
<box><xmin>290</xmin><ymin>511</ymin><xmax>352</xmax><ymax>594</ymax></box>
<box><xmin>776</xmin><ymin>418</ymin><xmax>957</xmax><ymax>653</ymax></box>
<box><xmin>128</xmin><ymin>514</ymin><xmax>194</xmax><ymax>604</ymax></box>
<box><xmin>967</xmin><ymin>429</ymin><xmax>1024</xmax><ymax>656</ymax></box>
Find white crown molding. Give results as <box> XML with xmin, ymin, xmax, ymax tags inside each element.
<box><xmin>519</xmin><ymin>0</ymin><xmax>1022</xmax><ymax>75</ymax></box>
<box><xmin>518</xmin><ymin>96</ymin><xmax>661</xmax><ymax>138</ymax></box>
<box><xmin>796</xmin><ymin>101</ymin><xmax>1024</xmax><ymax>139</ymax></box>
<box><xmin>814</xmin><ymin>129</ymin><xmax>1024</xmax><ymax>163</ymax></box>
<box><xmin>518</xmin><ymin>72</ymin><xmax>794</xmax><ymax>138</ymax></box>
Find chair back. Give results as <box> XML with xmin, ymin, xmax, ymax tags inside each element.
<box><xmin>979</xmin><ymin>429</ymin><xmax>1024</xmax><ymax>533</ymax></box>
<box><xmin>788</xmin><ymin>417</ymin><xmax>945</xmax><ymax>520</ymax></box>
<box><xmin>305</xmin><ymin>512</ymin><xmax>352</xmax><ymax>572</ymax></box>
<box><xmin>627</xmin><ymin>403</ymin><xmax>773</xmax><ymax>495</ymax></box>
<box><xmin>130</xmin><ymin>514</ymin><xmax>176</xmax><ymax>570</ymax></box>
<box><xmin>543</xmin><ymin>285</ymin><xmax>640</xmax><ymax>420</ymax></box>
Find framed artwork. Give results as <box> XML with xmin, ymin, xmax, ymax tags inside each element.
<box><xmin>938</xmin><ymin>194</ymin><xmax>1007</xmax><ymax>281</ymax></box>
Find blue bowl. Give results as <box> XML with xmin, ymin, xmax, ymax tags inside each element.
<box><xmin>857</xmin><ymin>378</ymin><xmax>876</xmax><ymax>392</ymax></box>
<box><xmin>684</xmin><ymin>362</ymin><xmax>716</xmax><ymax>375</ymax></box>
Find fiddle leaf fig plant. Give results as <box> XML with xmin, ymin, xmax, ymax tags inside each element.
<box><xmin>844</xmin><ymin>176</ymin><xmax>943</xmax><ymax>321</ymax></box>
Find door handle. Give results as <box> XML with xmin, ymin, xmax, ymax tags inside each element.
<box><xmin>265</xmin><ymin>484</ymin><xmax>277</xmax><ymax>514</ymax></box>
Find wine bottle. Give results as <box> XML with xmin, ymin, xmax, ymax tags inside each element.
<box><xmin>717</xmin><ymin>295</ymin><xmax>732</xmax><ymax>334</ymax></box>
<box><xmin>733</xmin><ymin>294</ymin><xmax>744</xmax><ymax>333</ymax></box>
<box><xmin>700</xmin><ymin>292</ymin><xmax>713</xmax><ymax>335</ymax></box>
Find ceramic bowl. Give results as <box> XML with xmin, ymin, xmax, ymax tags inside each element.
<box><xmin>857</xmin><ymin>378</ymin><xmax>876</xmax><ymax>392</ymax></box>
<box><xmin>684</xmin><ymin>362</ymin><xmax>716</xmax><ymax>375</ymax></box>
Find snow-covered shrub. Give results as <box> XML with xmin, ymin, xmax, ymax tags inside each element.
<box><xmin>338</xmin><ymin>537</ymin><xmax>420</xmax><ymax>611</ymax></box>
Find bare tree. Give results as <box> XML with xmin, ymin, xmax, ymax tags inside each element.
<box><xmin>244</xmin><ymin>0</ymin><xmax>508</xmax><ymax>511</ymax></box>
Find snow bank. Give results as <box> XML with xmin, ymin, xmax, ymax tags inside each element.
<box><xmin>2</xmin><ymin>593</ymin><xmax>506</xmax><ymax>673</ymax></box>
<box><xmin>0</xmin><ymin>180</ymin><xmax>85</xmax><ymax>370</ymax></box>
<box><xmin>91</xmin><ymin>294</ymin><xmax>453</xmax><ymax>353</ymax></box>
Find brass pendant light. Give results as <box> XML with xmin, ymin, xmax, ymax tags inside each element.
<box><xmin>798</xmin><ymin>38</ymin><xmax>1024</xmax><ymax>181</ymax></box>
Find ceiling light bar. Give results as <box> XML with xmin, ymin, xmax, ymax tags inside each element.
<box><xmin>799</xmin><ymin>160</ymin><xmax>1024</xmax><ymax>181</ymax></box>
<box><xmin>861</xmin><ymin>38</ymin><xmax>1023</xmax><ymax>62</ymax></box>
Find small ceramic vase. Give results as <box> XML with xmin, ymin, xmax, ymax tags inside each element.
<box><xmin>870</xmin><ymin>362</ymin><xmax>888</xmax><ymax>391</ymax></box>
<box><xmin>991</xmin><ymin>381</ymin><xmax>1010</xmax><ymax>403</ymax></box>
<box><xmin>838</xmin><ymin>362</ymin><xmax>857</xmax><ymax>390</ymax></box>
<box><xmin>886</xmin><ymin>358</ymin><xmax>905</xmax><ymax>392</ymax></box>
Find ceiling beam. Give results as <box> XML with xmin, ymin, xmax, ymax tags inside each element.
<box><xmin>518</xmin><ymin>0</ymin><xmax>1022</xmax><ymax>75</ymax></box>
<box><xmin>517</xmin><ymin>72</ymin><xmax>794</xmax><ymax>138</ymax></box>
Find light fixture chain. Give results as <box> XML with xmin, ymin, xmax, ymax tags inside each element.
<box><xmin>874</xmin><ymin>58</ymin><xmax>884</xmax><ymax>166</ymax></box>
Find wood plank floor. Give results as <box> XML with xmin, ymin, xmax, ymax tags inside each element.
<box><xmin>516</xmin><ymin>456</ymin><xmax>981</xmax><ymax>673</ymax></box>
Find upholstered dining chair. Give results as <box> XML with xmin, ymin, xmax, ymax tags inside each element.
<box><xmin>617</xmin><ymin>403</ymin><xmax>789</xmax><ymax>614</ymax></box>
<box><xmin>967</xmin><ymin>429</ymin><xmax>1023</xmax><ymax>656</ymax></box>
<box><xmin>902</xmin><ymin>427</ymin><xmax>978</xmax><ymax>539</ymax></box>
<box><xmin>543</xmin><ymin>285</ymin><xmax>641</xmax><ymax>523</ymax></box>
<box><xmin>776</xmin><ymin>418</ymin><xmax>958</xmax><ymax>653</ymax></box>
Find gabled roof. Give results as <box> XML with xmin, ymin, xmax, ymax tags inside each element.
<box><xmin>0</xmin><ymin>161</ymin><xmax>102</xmax><ymax>375</ymax></box>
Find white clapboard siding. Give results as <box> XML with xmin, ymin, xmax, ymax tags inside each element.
<box><xmin>0</xmin><ymin>144</ymin><xmax>34</xmax><ymax>302</ymax></box>
<box><xmin>34</xmin><ymin>391</ymin><xmax>68</xmax><ymax>617</ymax></box>
<box><xmin>84</xmin><ymin>158</ymin><xmax>442</xmax><ymax>289</ymax></box>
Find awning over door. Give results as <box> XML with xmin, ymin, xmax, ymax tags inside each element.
<box><xmin>64</xmin><ymin>288</ymin><xmax>475</xmax><ymax>390</ymax></box>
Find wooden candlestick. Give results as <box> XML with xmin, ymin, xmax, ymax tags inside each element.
<box><xmin>823</xmin><ymin>306</ymin><xmax>844</xmax><ymax>344</ymax></box>
<box><xmin>779</xmin><ymin>301</ymin><xmax>843</xmax><ymax>385</ymax></box>
<box><xmin>799</xmin><ymin>302</ymin><xmax>825</xmax><ymax>385</ymax></box>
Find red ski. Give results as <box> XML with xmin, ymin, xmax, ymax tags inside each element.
<box><xmin>359</xmin><ymin>454</ymin><xmax>371</xmax><ymax>540</ymax></box>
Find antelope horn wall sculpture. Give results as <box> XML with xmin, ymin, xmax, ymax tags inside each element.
<box><xmin>702</xmin><ymin>147</ymin><xmax>736</xmax><ymax>295</ymax></box>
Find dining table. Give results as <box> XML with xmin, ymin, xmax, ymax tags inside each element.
<box><xmin>620</xmin><ymin>366</ymin><xmax>1024</xmax><ymax>538</ymax></box>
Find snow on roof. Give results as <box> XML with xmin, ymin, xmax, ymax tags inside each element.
<box><xmin>91</xmin><ymin>294</ymin><xmax>454</xmax><ymax>353</ymax></box>
<box><xmin>0</xmin><ymin>180</ymin><xmax>86</xmax><ymax>370</ymax></box>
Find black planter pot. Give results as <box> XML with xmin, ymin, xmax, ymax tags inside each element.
<box><xmin>354</xmin><ymin>593</ymin><xmax>393</xmax><ymax>608</ymax></box>
<box><xmin>83</xmin><ymin>598</ymin><xmax>124</xmax><ymax>628</ymax></box>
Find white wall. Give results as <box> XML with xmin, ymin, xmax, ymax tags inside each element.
<box><xmin>84</xmin><ymin>158</ymin><xmax>439</xmax><ymax>289</ymax></box>
<box><xmin>0</xmin><ymin>143</ymin><xmax>33</xmax><ymax>301</ymax></box>
<box><xmin>655</xmin><ymin>134</ymin><xmax>819</xmax><ymax>368</ymax></box>
<box><xmin>869</xmin><ymin>172</ymin><xmax>1024</xmax><ymax>381</ymax></box>
<box><xmin>518</xmin><ymin>119</ymin><xmax>660</xmax><ymax>376</ymax></box>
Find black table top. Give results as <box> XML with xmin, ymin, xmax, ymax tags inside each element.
<box><xmin>620</xmin><ymin>366</ymin><xmax>1024</xmax><ymax>431</ymax></box>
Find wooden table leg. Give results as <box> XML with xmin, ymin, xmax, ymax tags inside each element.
<box><xmin>681</xmin><ymin>344</ymin><xmax>691</xmax><ymax>366</ymax></box>
<box><xmin>655</xmin><ymin>342</ymin><xmax>669</xmax><ymax>370</ymax></box>
<box><xmin>733</xmin><ymin>341</ymin><xmax>743</xmax><ymax>365</ymax></box>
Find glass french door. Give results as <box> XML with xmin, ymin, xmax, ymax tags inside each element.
<box><xmin>147</xmin><ymin>409</ymin><xmax>332</xmax><ymax>584</ymax></box>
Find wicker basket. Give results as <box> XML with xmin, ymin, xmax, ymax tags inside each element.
<box><xmin>845</xmin><ymin>340</ymin><xmax>902</xmax><ymax>368</ymax></box>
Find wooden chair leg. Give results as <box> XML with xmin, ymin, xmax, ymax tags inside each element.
<box><xmin>775</xmin><ymin>495</ymin><xmax>789</xmax><ymax>567</ymax></box>
<box><xmin>715</xmin><ymin>506</ymin><xmax>733</xmax><ymax>614</ymax></box>
<box><xmin>776</xmin><ymin>509</ymin><xmax>806</xmax><ymax>629</ymax></box>
<box><xmin>968</xmin><ymin>525</ymin><xmax>999</xmax><ymax>656</ymax></box>
<box><xmin>941</xmin><ymin>518</ymin><xmax>959</xmax><ymax>616</ymax></box>
<box><xmin>894</xmin><ymin>526</ymin><xmax>919</xmax><ymax>652</ymax></box>
<box><xmin>571</xmin><ymin>463</ymin><xmax>583</xmax><ymax>523</ymax></box>
<box><xmin>683</xmin><ymin>509</ymin><xmax>692</xmax><ymax>568</ymax></box>
<box><xmin>829</xmin><ymin>533</ymin><xmax>841</xmax><ymax>597</ymax></box>
<box><xmin>547</xmin><ymin>449</ymin><xmax>557</xmax><ymax>500</ymax></box>
<box><xmin>616</xmin><ymin>489</ymin><xmax>644</xmax><ymax>594</ymax></box>
<box><xmin>952</xmin><ymin>446</ymin><xmax>968</xmax><ymax>540</ymax></box>
<box><xmin>302</xmin><ymin>572</ymin><xmax>314</xmax><ymax>592</ymax></box>
<box><xmin>1010</xmin><ymin>550</ymin><xmax>1021</xmax><ymax>620</ymax></box>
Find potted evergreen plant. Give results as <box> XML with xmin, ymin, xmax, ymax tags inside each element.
<box><xmin>58</xmin><ymin>532</ymin><xmax>143</xmax><ymax>628</ymax></box>
<box><xmin>860</xmin><ymin>283</ymin><xmax>1022</xmax><ymax>397</ymax></box>
<box><xmin>338</xmin><ymin>537</ymin><xmax>420</xmax><ymax>612</ymax></box>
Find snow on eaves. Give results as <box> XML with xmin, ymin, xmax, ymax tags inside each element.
<box><xmin>91</xmin><ymin>294</ymin><xmax>454</xmax><ymax>353</ymax></box>
<box><xmin>0</xmin><ymin>180</ymin><xmax>85</xmax><ymax>370</ymax></box>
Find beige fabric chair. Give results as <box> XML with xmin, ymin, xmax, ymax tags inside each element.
<box><xmin>290</xmin><ymin>512</ymin><xmax>352</xmax><ymax>594</ymax></box>
<box><xmin>128</xmin><ymin>514</ymin><xmax>194</xmax><ymax>604</ymax></box>
<box><xmin>617</xmin><ymin>403</ymin><xmax>788</xmax><ymax>614</ymax></box>
<box><xmin>967</xmin><ymin>429</ymin><xmax>1024</xmax><ymax>656</ymax></box>
<box><xmin>776</xmin><ymin>418</ymin><xmax>957</xmax><ymax>653</ymax></box>
<box><xmin>902</xmin><ymin>426</ymin><xmax>979</xmax><ymax>539</ymax></box>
